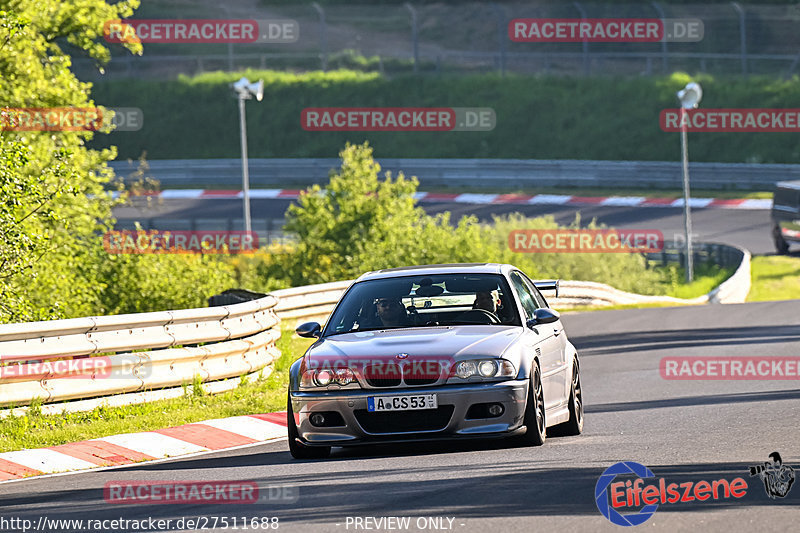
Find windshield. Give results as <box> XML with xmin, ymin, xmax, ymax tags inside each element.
<box><xmin>323</xmin><ymin>273</ymin><xmax>520</xmax><ymax>336</ymax></box>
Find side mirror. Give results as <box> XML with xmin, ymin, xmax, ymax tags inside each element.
<box><xmin>296</xmin><ymin>321</ymin><xmax>321</xmax><ymax>338</ymax></box>
<box><xmin>526</xmin><ymin>308</ymin><xmax>560</xmax><ymax>328</ymax></box>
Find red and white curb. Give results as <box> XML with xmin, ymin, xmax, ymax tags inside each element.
<box><xmin>121</xmin><ymin>190</ymin><xmax>773</xmax><ymax>210</ymax></box>
<box><xmin>0</xmin><ymin>413</ymin><xmax>286</xmax><ymax>482</ymax></box>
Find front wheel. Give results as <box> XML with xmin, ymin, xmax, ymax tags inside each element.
<box><xmin>516</xmin><ymin>363</ymin><xmax>546</xmax><ymax>446</ymax></box>
<box><xmin>287</xmin><ymin>393</ymin><xmax>331</xmax><ymax>459</ymax></box>
<box><xmin>773</xmin><ymin>226</ymin><xmax>790</xmax><ymax>255</ymax></box>
<box><xmin>552</xmin><ymin>359</ymin><xmax>584</xmax><ymax>436</ymax></box>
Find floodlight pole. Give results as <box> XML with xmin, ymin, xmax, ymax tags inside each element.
<box><xmin>237</xmin><ymin>93</ymin><xmax>252</xmax><ymax>235</ymax></box>
<box><xmin>680</xmin><ymin>107</ymin><xmax>693</xmax><ymax>283</ymax></box>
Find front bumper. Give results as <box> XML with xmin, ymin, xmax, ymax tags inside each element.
<box><xmin>290</xmin><ymin>380</ymin><xmax>528</xmax><ymax>446</ymax></box>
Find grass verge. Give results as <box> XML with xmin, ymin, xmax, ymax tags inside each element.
<box><xmin>747</xmin><ymin>255</ymin><xmax>800</xmax><ymax>301</ymax></box>
<box><xmin>560</xmin><ymin>262</ymin><xmax>734</xmax><ymax>312</ymax></box>
<box><xmin>0</xmin><ymin>329</ymin><xmax>314</xmax><ymax>453</ymax></box>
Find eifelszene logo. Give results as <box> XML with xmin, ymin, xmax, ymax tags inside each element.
<box><xmin>749</xmin><ymin>452</ymin><xmax>795</xmax><ymax>499</ymax></box>
<box><xmin>595</xmin><ymin>461</ymin><xmax>748</xmax><ymax>526</ymax></box>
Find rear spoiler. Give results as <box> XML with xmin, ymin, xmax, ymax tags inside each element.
<box><xmin>533</xmin><ymin>279</ymin><xmax>559</xmax><ymax>298</ymax></box>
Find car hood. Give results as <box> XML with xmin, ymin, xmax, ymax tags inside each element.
<box><xmin>306</xmin><ymin>325</ymin><xmax>522</xmax><ymax>362</ymax></box>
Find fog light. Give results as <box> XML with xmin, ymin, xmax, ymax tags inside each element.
<box><xmin>309</xmin><ymin>413</ymin><xmax>326</xmax><ymax>427</ymax></box>
<box><xmin>488</xmin><ymin>403</ymin><xmax>504</xmax><ymax>416</ymax></box>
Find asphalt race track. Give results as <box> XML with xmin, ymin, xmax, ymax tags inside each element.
<box><xmin>2</xmin><ymin>301</ymin><xmax>798</xmax><ymax>533</ymax></box>
<box><xmin>113</xmin><ymin>198</ymin><xmax>776</xmax><ymax>255</ymax></box>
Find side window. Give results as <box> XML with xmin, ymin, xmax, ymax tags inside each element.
<box><xmin>523</xmin><ymin>277</ymin><xmax>549</xmax><ymax>309</ymax></box>
<box><xmin>774</xmin><ymin>188</ymin><xmax>800</xmax><ymax>211</ymax></box>
<box><xmin>510</xmin><ymin>271</ymin><xmax>538</xmax><ymax>319</ymax></box>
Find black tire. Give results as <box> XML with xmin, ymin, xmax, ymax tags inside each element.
<box><xmin>287</xmin><ymin>393</ymin><xmax>331</xmax><ymax>459</ymax></box>
<box><xmin>516</xmin><ymin>363</ymin><xmax>546</xmax><ymax>446</ymax></box>
<box><xmin>552</xmin><ymin>359</ymin><xmax>584</xmax><ymax>436</ymax></box>
<box><xmin>773</xmin><ymin>226</ymin><xmax>790</xmax><ymax>255</ymax></box>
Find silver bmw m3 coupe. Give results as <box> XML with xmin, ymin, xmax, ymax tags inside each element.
<box><xmin>287</xmin><ymin>263</ymin><xmax>583</xmax><ymax>459</ymax></box>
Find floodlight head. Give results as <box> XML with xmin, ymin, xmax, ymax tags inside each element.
<box><xmin>232</xmin><ymin>77</ymin><xmax>264</xmax><ymax>101</ymax></box>
<box><xmin>677</xmin><ymin>82</ymin><xmax>702</xmax><ymax>110</ymax></box>
<box><xmin>252</xmin><ymin>79</ymin><xmax>264</xmax><ymax>101</ymax></box>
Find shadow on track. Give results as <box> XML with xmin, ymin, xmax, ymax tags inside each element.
<box><xmin>1</xmin><ymin>460</ymin><xmax>794</xmax><ymax>533</ymax></box>
<box><xmin>570</xmin><ymin>325</ymin><xmax>800</xmax><ymax>356</ymax></box>
<box><xmin>586</xmin><ymin>388</ymin><xmax>800</xmax><ymax>414</ymax></box>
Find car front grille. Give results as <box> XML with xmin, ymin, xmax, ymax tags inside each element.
<box><xmin>362</xmin><ymin>362</ymin><xmax>444</xmax><ymax>388</ymax></box>
<box><xmin>363</xmin><ymin>363</ymin><xmax>402</xmax><ymax>387</ymax></box>
<box><xmin>354</xmin><ymin>406</ymin><xmax>455</xmax><ymax>433</ymax></box>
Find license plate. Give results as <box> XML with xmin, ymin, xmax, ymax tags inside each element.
<box><xmin>367</xmin><ymin>394</ymin><xmax>437</xmax><ymax>412</ymax></box>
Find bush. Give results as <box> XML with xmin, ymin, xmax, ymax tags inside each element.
<box><xmin>264</xmin><ymin>142</ymin><xmax>686</xmax><ymax>293</ymax></box>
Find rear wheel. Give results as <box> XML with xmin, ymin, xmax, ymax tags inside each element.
<box><xmin>773</xmin><ymin>226</ymin><xmax>790</xmax><ymax>255</ymax></box>
<box><xmin>517</xmin><ymin>363</ymin><xmax>546</xmax><ymax>446</ymax></box>
<box><xmin>287</xmin><ymin>393</ymin><xmax>331</xmax><ymax>459</ymax></box>
<box><xmin>552</xmin><ymin>359</ymin><xmax>584</xmax><ymax>436</ymax></box>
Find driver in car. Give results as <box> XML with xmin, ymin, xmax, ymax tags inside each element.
<box><xmin>375</xmin><ymin>297</ymin><xmax>411</xmax><ymax>327</ymax></box>
<box><xmin>473</xmin><ymin>290</ymin><xmax>499</xmax><ymax>313</ymax></box>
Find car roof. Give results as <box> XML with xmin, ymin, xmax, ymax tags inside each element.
<box><xmin>776</xmin><ymin>180</ymin><xmax>800</xmax><ymax>191</ymax></box>
<box><xmin>355</xmin><ymin>263</ymin><xmax>513</xmax><ymax>282</ymax></box>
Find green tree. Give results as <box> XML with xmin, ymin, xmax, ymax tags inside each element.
<box><xmin>283</xmin><ymin>142</ymin><xmax>483</xmax><ymax>284</ymax></box>
<box><xmin>0</xmin><ymin>1</ymin><xmax>140</xmax><ymax>322</ymax></box>
<box><xmin>281</xmin><ymin>142</ymin><xmax>681</xmax><ymax>295</ymax></box>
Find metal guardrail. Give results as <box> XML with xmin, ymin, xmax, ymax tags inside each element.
<box><xmin>0</xmin><ymin>243</ymin><xmax>749</xmax><ymax>410</ymax></box>
<box><xmin>110</xmin><ymin>158</ymin><xmax>798</xmax><ymax>191</ymax></box>
<box><xmin>0</xmin><ymin>297</ymin><xmax>281</xmax><ymax>408</ymax></box>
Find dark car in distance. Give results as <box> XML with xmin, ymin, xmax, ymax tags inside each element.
<box><xmin>772</xmin><ymin>181</ymin><xmax>800</xmax><ymax>254</ymax></box>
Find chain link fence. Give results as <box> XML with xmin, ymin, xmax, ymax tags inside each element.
<box><xmin>74</xmin><ymin>2</ymin><xmax>800</xmax><ymax>80</ymax></box>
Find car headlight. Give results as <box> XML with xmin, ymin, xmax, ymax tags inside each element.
<box><xmin>478</xmin><ymin>360</ymin><xmax>498</xmax><ymax>377</ymax></box>
<box><xmin>455</xmin><ymin>361</ymin><xmax>477</xmax><ymax>379</ymax></box>
<box><xmin>314</xmin><ymin>369</ymin><xmax>333</xmax><ymax>387</ymax></box>
<box><xmin>335</xmin><ymin>367</ymin><xmax>355</xmax><ymax>385</ymax></box>
<box><xmin>451</xmin><ymin>359</ymin><xmax>515</xmax><ymax>380</ymax></box>
<box><xmin>300</xmin><ymin>367</ymin><xmax>360</xmax><ymax>389</ymax></box>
